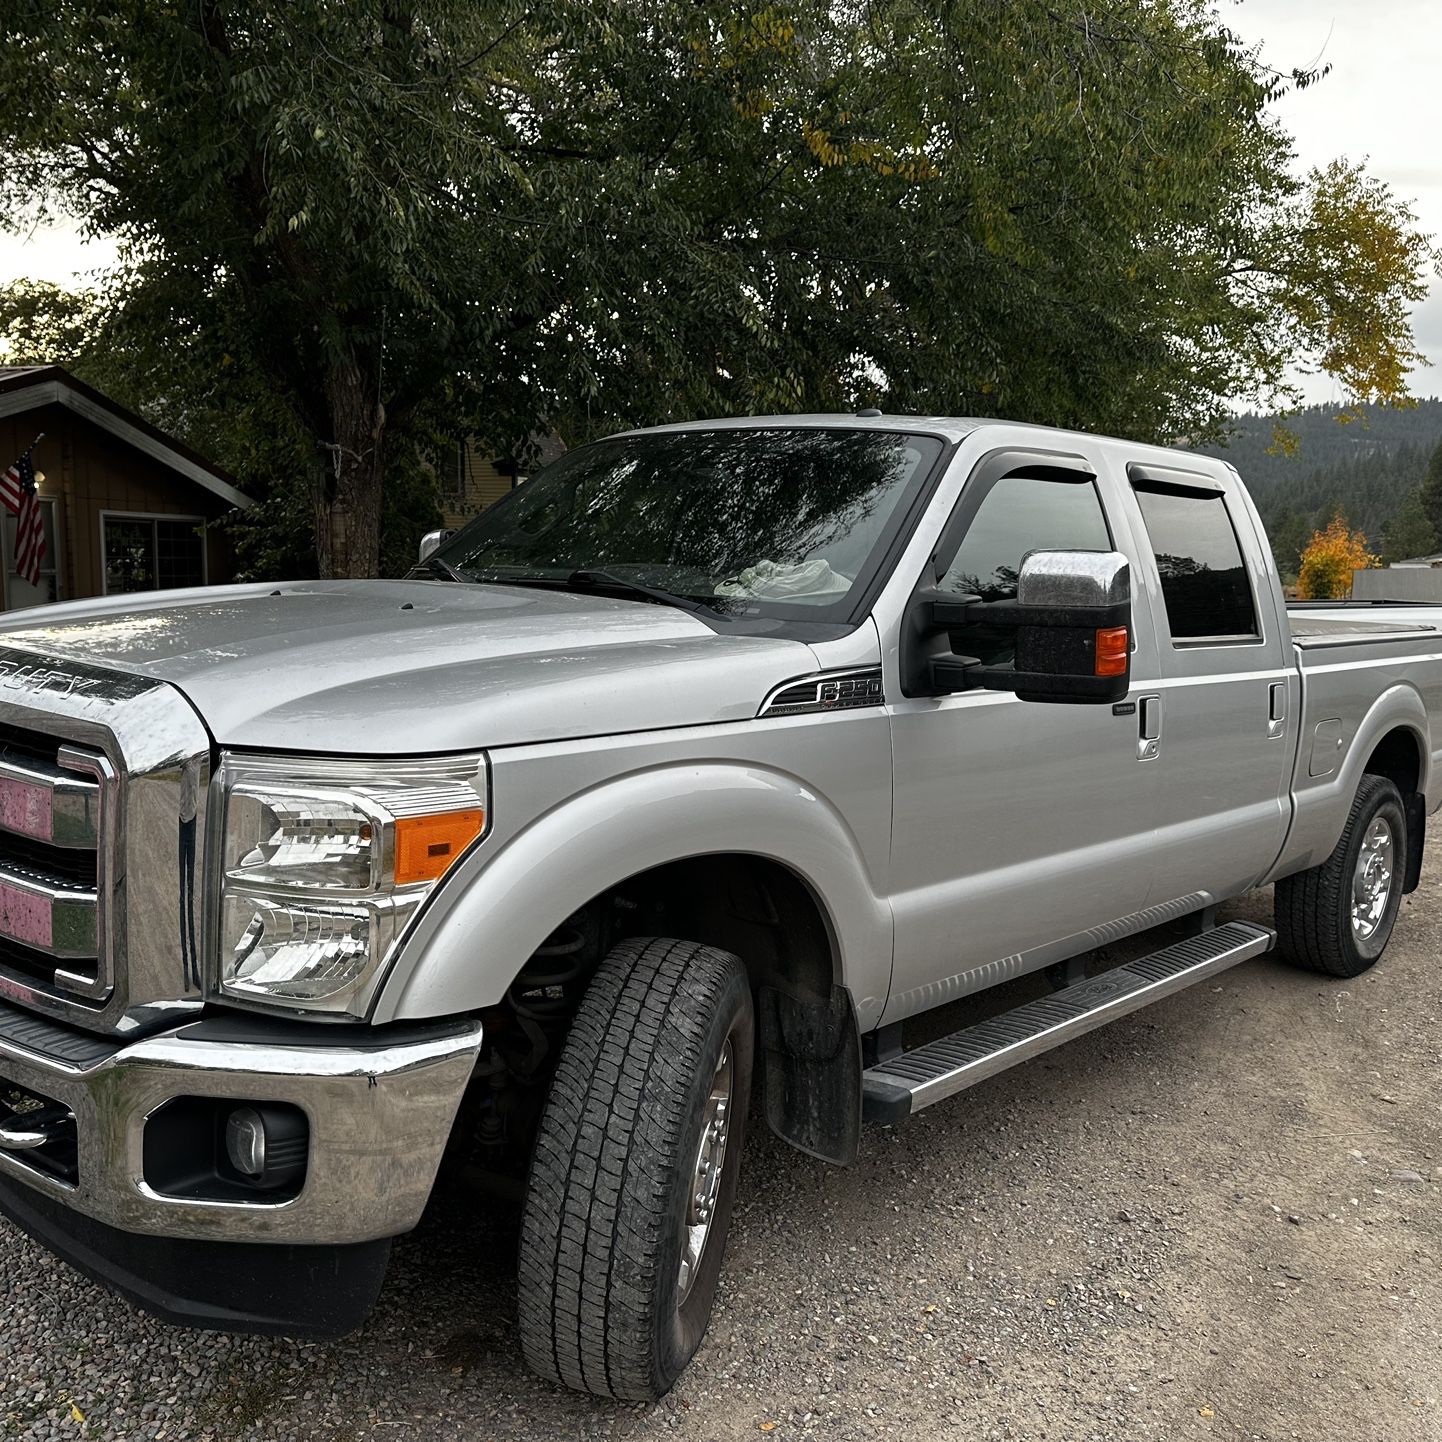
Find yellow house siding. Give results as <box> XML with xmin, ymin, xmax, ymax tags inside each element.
<box><xmin>440</xmin><ymin>442</ymin><xmax>514</xmax><ymax>530</ymax></box>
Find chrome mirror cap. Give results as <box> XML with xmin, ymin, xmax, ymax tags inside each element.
<box><xmin>417</xmin><ymin>529</ymin><xmax>453</xmax><ymax>564</ymax></box>
<box><xmin>1017</xmin><ymin>549</ymin><xmax>1130</xmax><ymax>610</ymax></box>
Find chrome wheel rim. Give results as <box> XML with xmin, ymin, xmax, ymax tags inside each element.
<box><xmin>678</xmin><ymin>1039</ymin><xmax>734</xmax><ymax>1304</ymax></box>
<box><xmin>1352</xmin><ymin>815</ymin><xmax>1395</xmax><ymax>941</ymax></box>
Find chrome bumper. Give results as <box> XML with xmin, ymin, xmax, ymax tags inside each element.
<box><xmin>0</xmin><ymin>1010</ymin><xmax>482</xmax><ymax>1245</ymax></box>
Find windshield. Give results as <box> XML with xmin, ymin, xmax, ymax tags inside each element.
<box><xmin>434</xmin><ymin>427</ymin><xmax>945</xmax><ymax>621</ymax></box>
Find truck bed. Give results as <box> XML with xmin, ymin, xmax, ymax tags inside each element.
<box><xmin>1286</xmin><ymin>601</ymin><xmax>1442</xmax><ymax>649</ymax></box>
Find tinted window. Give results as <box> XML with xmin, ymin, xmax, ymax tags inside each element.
<box><xmin>941</xmin><ymin>473</ymin><xmax>1112</xmax><ymax>599</ymax></box>
<box><xmin>939</xmin><ymin>473</ymin><xmax>1112</xmax><ymax>663</ymax></box>
<box><xmin>1132</xmin><ymin>485</ymin><xmax>1258</xmax><ymax>640</ymax></box>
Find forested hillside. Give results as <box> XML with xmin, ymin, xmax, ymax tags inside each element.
<box><xmin>1189</xmin><ymin>400</ymin><xmax>1442</xmax><ymax>577</ymax></box>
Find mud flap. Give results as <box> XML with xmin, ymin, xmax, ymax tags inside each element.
<box><xmin>757</xmin><ymin>984</ymin><xmax>861</xmax><ymax>1166</ymax></box>
<box><xmin>1404</xmin><ymin>793</ymin><xmax>1426</xmax><ymax>893</ymax></box>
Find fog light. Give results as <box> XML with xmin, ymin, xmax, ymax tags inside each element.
<box><xmin>225</xmin><ymin>1106</ymin><xmax>267</xmax><ymax>1178</ymax></box>
<box><xmin>221</xmin><ymin>1103</ymin><xmax>309</xmax><ymax>1191</ymax></box>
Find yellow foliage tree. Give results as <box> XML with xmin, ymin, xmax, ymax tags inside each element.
<box><xmin>1297</xmin><ymin>513</ymin><xmax>1381</xmax><ymax>599</ymax></box>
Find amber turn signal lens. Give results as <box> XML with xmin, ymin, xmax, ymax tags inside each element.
<box><xmin>1094</xmin><ymin>626</ymin><xmax>1129</xmax><ymax>677</ymax></box>
<box><xmin>393</xmin><ymin>809</ymin><xmax>486</xmax><ymax>885</ymax></box>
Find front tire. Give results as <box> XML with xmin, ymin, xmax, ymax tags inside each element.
<box><xmin>517</xmin><ymin>937</ymin><xmax>753</xmax><ymax>1400</ymax></box>
<box><xmin>1275</xmin><ymin>773</ymin><xmax>1406</xmax><ymax>978</ymax></box>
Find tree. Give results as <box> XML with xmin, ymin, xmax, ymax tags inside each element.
<box><xmin>1419</xmin><ymin>439</ymin><xmax>1442</xmax><ymax>544</ymax></box>
<box><xmin>1381</xmin><ymin>489</ymin><xmax>1437</xmax><ymax>564</ymax></box>
<box><xmin>1297</xmin><ymin>512</ymin><xmax>1380</xmax><ymax>599</ymax></box>
<box><xmin>1</xmin><ymin>2</ymin><xmax>1436</xmax><ymax>577</ymax></box>
<box><xmin>1265</xmin><ymin>507</ymin><xmax>1311</xmax><ymax>582</ymax></box>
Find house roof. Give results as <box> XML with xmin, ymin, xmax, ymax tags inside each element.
<box><xmin>0</xmin><ymin>365</ymin><xmax>252</xmax><ymax>510</ymax></box>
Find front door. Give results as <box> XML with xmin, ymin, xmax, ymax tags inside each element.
<box><xmin>884</xmin><ymin>449</ymin><xmax>1160</xmax><ymax>1025</ymax></box>
<box><xmin>2</xmin><ymin>498</ymin><xmax>61</xmax><ymax>610</ymax></box>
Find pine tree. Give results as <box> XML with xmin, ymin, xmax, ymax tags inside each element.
<box><xmin>1382</xmin><ymin>489</ymin><xmax>1438</xmax><ymax>563</ymax></box>
<box><xmin>1419</xmin><ymin>440</ymin><xmax>1442</xmax><ymax>544</ymax></box>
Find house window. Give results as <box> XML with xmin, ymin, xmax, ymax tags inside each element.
<box><xmin>4</xmin><ymin>498</ymin><xmax>62</xmax><ymax>610</ymax></box>
<box><xmin>102</xmin><ymin>514</ymin><xmax>207</xmax><ymax>595</ymax></box>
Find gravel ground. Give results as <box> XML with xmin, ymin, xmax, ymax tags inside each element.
<box><xmin>4</xmin><ymin>872</ymin><xmax>1441</xmax><ymax>1442</ymax></box>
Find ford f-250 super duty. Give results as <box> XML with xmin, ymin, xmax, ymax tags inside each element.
<box><xmin>0</xmin><ymin>415</ymin><xmax>1438</xmax><ymax>1400</ymax></box>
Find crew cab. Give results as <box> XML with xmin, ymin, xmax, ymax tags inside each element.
<box><xmin>0</xmin><ymin>414</ymin><xmax>1436</xmax><ymax>1400</ymax></box>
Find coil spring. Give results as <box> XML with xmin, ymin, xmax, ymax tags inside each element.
<box><xmin>509</xmin><ymin>924</ymin><xmax>586</xmax><ymax>1020</ymax></box>
<box><xmin>502</xmin><ymin>922</ymin><xmax>591</xmax><ymax>1080</ymax></box>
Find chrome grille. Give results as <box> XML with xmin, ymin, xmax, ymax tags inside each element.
<box><xmin>0</xmin><ymin>645</ymin><xmax>211</xmax><ymax>1034</ymax></box>
<box><xmin>0</xmin><ymin>723</ymin><xmax>113</xmax><ymax>1005</ymax></box>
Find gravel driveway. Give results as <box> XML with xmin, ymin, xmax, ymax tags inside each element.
<box><xmin>4</xmin><ymin>871</ymin><xmax>1441</xmax><ymax>1442</ymax></box>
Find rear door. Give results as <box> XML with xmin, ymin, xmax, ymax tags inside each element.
<box><xmin>882</xmin><ymin>443</ymin><xmax>1162</xmax><ymax>1024</ymax></box>
<box><xmin>1114</xmin><ymin>460</ymin><xmax>1294</xmax><ymax>907</ymax></box>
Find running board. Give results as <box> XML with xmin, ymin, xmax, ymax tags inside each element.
<box><xmin>863</xmin><ymin>920</ymin><xmax>1274</xmax><ymax>1122</ymax></box>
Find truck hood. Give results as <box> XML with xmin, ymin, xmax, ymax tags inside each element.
<box><xmin>0</xmin><ymin>581</ymin><xmax>822</xmax><ymax>752</ymax></box>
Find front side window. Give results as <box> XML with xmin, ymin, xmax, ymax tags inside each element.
<box><xmin>938</xmin><ymin>472</ymin><xmax>1112</xmax><ymax>663</ymax></box>
<box><xmin>1131</xmin><ymin>484</ymin><xmax>1258</xmax><ymax>641</ymax></box>
<box><xmin>434</xmin><ymin>427</ymin><xmax>944</xmax><ymax>622</ymax></box>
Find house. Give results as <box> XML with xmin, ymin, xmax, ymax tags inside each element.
<box><xmin>439</xmin><ymin>434</ymin><xmax>565</xmax><ymax>532</ymax></box>
<box><xmin>0</xmin><ymin>365</ymin><xmax>250</xmax><ymax>611</ymax></box>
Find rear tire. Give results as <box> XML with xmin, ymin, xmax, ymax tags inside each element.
<box><xmin>1275</xmin><ymin>774</ymin><xmax>1406</xmax><ymax>978</ymax></box>
<box><xmin>517</xmin><ymin>937</ymin><xmax>753</xmax><ymax>1400</ymax></box>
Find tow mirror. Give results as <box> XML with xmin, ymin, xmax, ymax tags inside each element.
<box><xmin>901</xmin><ymin>549</ymin><xmax>1132</xmax><ymax>703</ymax></box>
<box><xmin>418</xmin><ymin>529</ymin><xmax>454</xmax><ymax>564</ymax></box>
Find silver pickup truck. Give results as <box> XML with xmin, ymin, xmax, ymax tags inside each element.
<box><xmin>0</xmin><ymin>414</ymin><xmax>1438</xmax><ymax>1400</ymax></box>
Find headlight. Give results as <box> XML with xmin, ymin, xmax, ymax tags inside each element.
<box><xmin>214</xmin><ymin>752</ymin><xmax>488</xmax><ymax>1015</ymax></box>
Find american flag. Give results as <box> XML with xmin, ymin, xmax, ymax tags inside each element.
<box><xmin>0</xmin><ymin>448</ymin><xmax>46</xmax><ymax>587</ymax></box>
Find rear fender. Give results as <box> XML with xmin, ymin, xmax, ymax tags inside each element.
<box><xmin>1270</xmin><ymin>683</ymin><xmax>1432</xmax><ymax>882</ymax></box>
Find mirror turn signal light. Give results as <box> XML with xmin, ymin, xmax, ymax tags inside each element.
<box><xmin>394</xmin><ymin>809</ymin><xmax>486</xmax><ymax>885</ymax></box>
<box><xmin>1094</xmin><ymin>626</ymin><xmax>1129</xmax><ymax>678</ymax></box>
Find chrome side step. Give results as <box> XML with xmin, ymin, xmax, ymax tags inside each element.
<box><xmin>863</xmin><ymin>920</ymin><xmax>1274</xmax><ymax>1122</ymax></box>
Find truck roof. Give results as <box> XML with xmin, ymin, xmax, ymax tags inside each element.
<box><xmin>624</xmin><ymin>413</ymin><xmax>1226</xmax><ymax>473</ymax></box>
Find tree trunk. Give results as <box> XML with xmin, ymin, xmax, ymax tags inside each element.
<box><xmin>316</xmin><ymin>357</ymin><xmax>387</xmax><ymax>578</ymax></box>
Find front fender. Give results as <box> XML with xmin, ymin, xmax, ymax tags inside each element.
<box><xmin>371</xmin><ymin>762</ymin><xmax>895</xmax><ymax>1029</ymax></box>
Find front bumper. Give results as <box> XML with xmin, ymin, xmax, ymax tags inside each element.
<box><xmin>0</xmin><ymin>1002</ymin><xmax>483</xmax><ymax>1245</ymax></box>
<box><xmin>0</xmin><ymin>1173</ymin><xmax>395</xmax><ymax>1335</ymax></box>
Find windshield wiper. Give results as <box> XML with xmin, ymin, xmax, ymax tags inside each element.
<box><xmin>419</xmin><ymin>553</ymin><xmax>467</xmax><ymax>583</ymax></box>
<box><xmin>562</xmin><ymin>569</ymin><xmax>711</xmax><ymax>615</ymax></box>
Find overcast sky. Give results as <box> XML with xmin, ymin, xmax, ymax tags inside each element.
<box><xmin>1</xmin><ymin>1</ymin><xmax>1437</xmax><ymax>404</ymax></box>
<box><xmin>1228</xmin><ymin>0</ymin><xmax>1442</xmax><ymax>402</ymax></box>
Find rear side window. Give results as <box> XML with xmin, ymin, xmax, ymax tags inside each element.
<box><xmin>1132</xmin><ymin>482</ymin><xmax>1258</xmax><ymax>641</ymax></box>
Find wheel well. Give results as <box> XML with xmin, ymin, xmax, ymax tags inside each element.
<box><xmin>459</xmin><ymin>855</ymin><xmax>853</xmax><ymax>1177</ymax></box>
<box><xmin>604</xmin><ymin>855</ymin><xmax>859</xmax><ymax>1164</ymax></box>
<box><xmin>1363</xmin><ymin>728</ymin><xmax>1422</xmax><ymax>798</ymax></box>
<box><xmin>607</xmin><ymin>854</ymin><xmax>838</xmax><ymax>1001</ymax></box>
<box><xmin>1363</xmin><ymin>727</ymin><xmax>1427</xmax><ymax>895</ymax></box>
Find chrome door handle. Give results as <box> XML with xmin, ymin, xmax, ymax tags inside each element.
<box><xmin>1137</xmin><ymin>694</ymin><xmax>1161</xmax><ymax>760</ymax></box>
<box><xmin>1268</xmin><ymin>681</ymin><xmax>1287</xmax><ymax>740</ymax></box>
